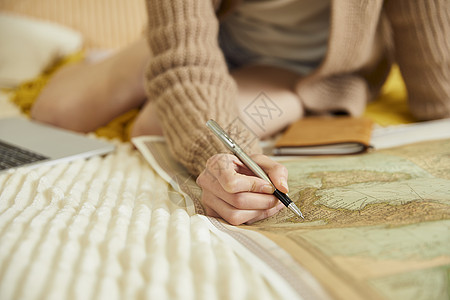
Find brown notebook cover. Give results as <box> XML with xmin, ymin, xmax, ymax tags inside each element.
<box><xmin>274</xmin><ymin>116</ymin><xmax>374</xmax><ymax>155</ymax></box>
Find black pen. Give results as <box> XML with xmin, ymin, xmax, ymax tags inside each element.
<box><xmin>206</xmin><ymin>119</ymin><xmax>304</xmax><ymax>219</ymax></box>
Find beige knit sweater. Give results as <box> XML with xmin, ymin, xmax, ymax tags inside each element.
<box><xmin>144</xmin><ymin>0</ymin><xmax>450</xmax><ymax>176</ymax></box>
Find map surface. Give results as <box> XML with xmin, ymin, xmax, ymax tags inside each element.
<box><xmin>248</xmin><ymin>139</ymin><xmax>450</xmax><ymax>300</ymax></box>
<box><xmin>135</xmin><ymin>137</ymin><xmax>450</xmax><ymax>300</ymax></box>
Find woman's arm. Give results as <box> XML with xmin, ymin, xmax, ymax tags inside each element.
<box><xmin>385</xmin><ymin>0</ymin><xmax>450</xmax><ymax>120</ymax></box>
<box><xmin>144</xmin><ymin>0</ymin><xmax>261</xmax><ymax>176</ymax></box>
<box><xmin>144</xmin><ymin>1</ymin><xmax>292</xmax><ymax>225</ymax></box>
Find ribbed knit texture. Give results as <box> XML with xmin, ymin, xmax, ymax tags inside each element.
<box><xmin>144</xmin><ymin>0</ymin><xmax>260</xmax><ymax>176</ymax></box>
<box><xmin>296</xmin><ymin>0</ymin><xmax>388</xmax><ymax>117</ymax></box>
<box><xmin>143</xmin><ymin>0</ymin><xmax>450</xmax><ymax>176</ymax></box>
<box><xmin>385</xmin><ymin>0</ymin><xmax>450</xmax><ymax>120</ymax></box>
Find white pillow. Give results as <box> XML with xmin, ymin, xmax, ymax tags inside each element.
<box><xmin>0</xmin><ymin>13</ymin><xmax>83</xmax><ymax>88</ymax></box>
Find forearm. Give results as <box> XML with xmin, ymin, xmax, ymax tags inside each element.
<box><xmin>144</xmin><ymin>0</ymin><xmax>261</xmax><ymax>176</ymax></box>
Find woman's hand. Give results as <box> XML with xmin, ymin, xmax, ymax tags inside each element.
<box><xmin>196</xmin><ymin>153</ymin><xmax>289</xmax><ymax>225</ymax></box>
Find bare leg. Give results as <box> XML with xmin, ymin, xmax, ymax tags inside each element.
<box><xmin>33</xmin><ymin>36</ymin><xmax>302</xmax><ymax>138</ymax></box>
<box><xmin>131</xmin><ymin>64</ymin><xmax>303</xmax><ymax>138</ymax></box>
<box><xmin>231</xmin><ymin>65</ymin><xmax>303</xmax><ymax>139</ymax></box>
<box><xmin>31</xmin><ymin>38</ymin><xmax>150</xmax><ymax>132</ymax></box>
<box><xmin>131</xmin><ymin>101</ymin><xmax>164</xmax><ymax>136</ymax></box>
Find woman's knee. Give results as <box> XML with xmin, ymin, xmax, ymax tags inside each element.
<box><xmin>130</xmin><ymin>102</ymin><xmax>163</xmax><ymax>137</ymax></box>
<box><xmin>232</xmin><ymin>65</ymin><xmax>304</xmax><ymax>138</ymax></box>
<box><xmin>31</xmin><ymin>93</ymin><xmax>69</xmax><ymax>127</ymax></box>
<box><xmin>31</xmin><ymin>83</ymin><xmax>93</xmax><ymax>132</ymax></box>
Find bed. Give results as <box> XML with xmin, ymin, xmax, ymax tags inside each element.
<box><xmin>1</xmin><ymin>2</ymin><xmax>448</xmax><ymax>300</ymax></box>
<box><xmin>0</xmin><ymin>3</ymin><xmax>306</xmax><ymax>299</ymax></box>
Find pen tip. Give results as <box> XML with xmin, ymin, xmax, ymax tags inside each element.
<box><xmin>288</xmin><ymin>203</ymin><xmax>304</xmax><ymax>220</ymax></box>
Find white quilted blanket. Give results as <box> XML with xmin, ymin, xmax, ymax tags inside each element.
<box><xmin>0</xmin><ymin>95</ymin><xmax>291</xmax><ymax>300</ymax></box>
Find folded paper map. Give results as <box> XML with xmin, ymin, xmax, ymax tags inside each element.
<box><xmin>133</xmin><ymin>136</ymin><xmax>450</xmax><ymax>300</ymax></box>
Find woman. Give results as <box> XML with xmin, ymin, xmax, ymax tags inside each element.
<box><xmin>31</xmin><ymin>0</ymin><xmax>450</xmax><ymax>225</ymax></box>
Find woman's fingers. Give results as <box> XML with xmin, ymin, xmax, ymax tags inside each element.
<box><xmin>251</xmin><ymin>154</ymin><xmax>289</xmax><ymax>193</ymax></box>
<box><xmin>197</xmin><ymin>153</ymin><xmax>290</xmax><ymax>225</ymax></box>
<box><xmin>203</xmin><ymin>154</ymin><xmax>274</xmax><ymax>194</ymax></box>
<box><xmin>245</xmin><ymin>203</ymin><xmax>285</xmax><ymax>225</ymax></box>
<box><xmin>198</xmin><ymin>174</ymin><xmax>279</xmax><ymax>209</ymax></box>
<box><xmin>203</xmin><ymin>202</ymin><xmax>221</xmax><ymax>219</ymax></box>
<box><xmin>201</xmin><ymin>189</ymin><xmax>284</xmax><ymax>226</ymax></box>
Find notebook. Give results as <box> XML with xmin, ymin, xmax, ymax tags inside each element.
<box><xmin>0</xmin><ymin>117</ymin><xmax>115</xmax><ymax>172</ymax></box>
<box><xmin>273</xmin><ymin>116</ymin><xmax>374</xmax><ymax>155</ymax></box>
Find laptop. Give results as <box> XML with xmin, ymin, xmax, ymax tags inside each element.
<box><xmin>0</xmin><ymin>117</ymin><xmax>115</xmax><ymax>173</ymax></box>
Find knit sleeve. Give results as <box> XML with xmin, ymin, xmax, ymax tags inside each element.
<box><xmin>385</xmin><ymin>0</ymin><xmax>450</xmax><ymax>120</ymax></box>
<box><xmin>144</xmin><ymin>0</ymin><xmax>261</xmax><ymax>176</ymax></box>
